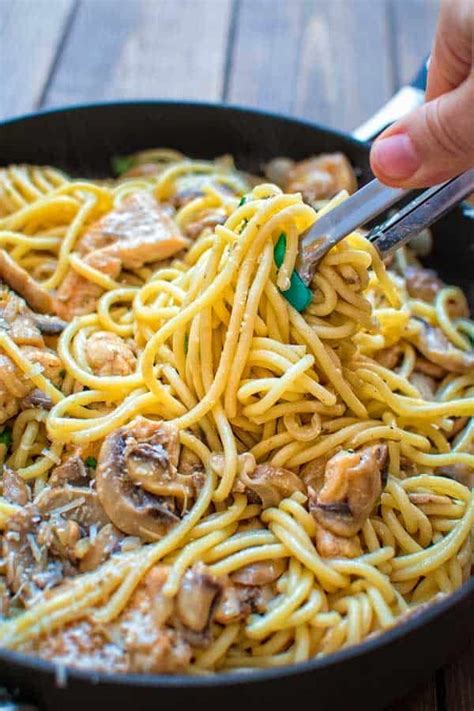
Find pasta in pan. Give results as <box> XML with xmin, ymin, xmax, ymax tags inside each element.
<box><xmin>0</xmin><ymin>149</ymin><xmax>472</xmax><ymax>674</ymax></box>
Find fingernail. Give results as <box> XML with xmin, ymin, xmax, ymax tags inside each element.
<box><xmin>371</xmin><ymin>134</ymin><xmax>421</xmax><ymax>180</ymax></box>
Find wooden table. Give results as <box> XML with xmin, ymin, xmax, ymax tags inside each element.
<box><xmin>0</xmin><ymin>0</ymin><xmax>472</xmax><ymax>709</ymax></box>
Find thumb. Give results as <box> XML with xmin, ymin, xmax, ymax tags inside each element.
<box><xmin>370</xmin><ymin>74</ymin><xmax>474</xmax><ymax>188</ymax></box>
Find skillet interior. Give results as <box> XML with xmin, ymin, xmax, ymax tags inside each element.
<box><xmin>0</xmin><ymin>101</ymin><xmax>472</xmax><ymax>711</ymax></box>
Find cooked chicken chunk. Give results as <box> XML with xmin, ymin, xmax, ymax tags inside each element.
<box><xmin>231</xmin><ymin>559</ymin><xmax>285</xmax><ymax>586</ymax></box>
<box><xmin>307</xmin><ymin>445</ymin><xmax>387</xmax><ymax>537</ymax></box>
<box><xmin>85</xmin><ymin>331</ymin><xmax>137</xmax><ymax>376</ymax></box>
<box><xmin>409</xmin><ymin>371</ymin><xmax>437</xmax><ymax>401</ymax></box>
<box><xmin>266</xmin><ymin>152</ymin><xmax>357</xmax><ymax>202</ymax></box>
<box><xmin>405</xmin><ymin>266</ymin><xmax>443</xmax><ymax>303</ymax></box>
<box><xmin>313</xmin><ymin>521</ymin><xmax>362</xmax><ymax>559</ymax></box>
<box><xmin>55</xmin><ymin>193</ymin><xmax>188</xmax><ymax>320</ymax></box>
<box><xmin>413</xmin><ymin>322</ymin><xmax>474</xmax><ymax>374</ymax></box>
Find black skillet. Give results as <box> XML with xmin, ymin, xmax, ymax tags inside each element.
<box><xmin>0</xmin><ymin>82</ymin><xmax>473</xmax><ymax>711</ymax></box>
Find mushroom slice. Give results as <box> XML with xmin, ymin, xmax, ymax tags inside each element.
<box><xmin>0</xmin><ymin>250</ymin><xmax>54</xmax><ymax>314</ymax></box>
<box><xmin>34</xmin><ymin>485</ymin><xmax>110</xmax><ymax>528</ymax></box>
<box><xmin>49</xmin><ymin>455</ymin><xmax>89</xmax><ymax>486</ymax></box>
<box><xmin>175</xmin><ymin>563</ymin><xmax>222</xmax><ymax>633</ymax></box>
<box><xmin>238</xmin><ymin>462</ymin><xmax>304</xmax><ymax>509</ymax></box>
<box><xmin>413</xmin><ymin>322</ymin><xmax>474</xmax><ymax>374</ymax></box>
<box><xmin>308</xmin><ymin>444</ymin><xmax>387</xmax><ymax>537</ymax></box>
<box><xmin>231</xmin><ymin>559</ymin><xmax>285</xmax><ymax>586</ymax></box>
<box><xmin>79</xmin><ymin>523</ymin><xmax>123</xmax><ymax>573</ymax></box>
<box><xmin>33</xmin><ymin>313</ymin><xmax>67</xmax><ymax>336</ymax></box>
<box><xmin>96</xmin><ymin>417</ymin><xmax>181</xmax><ymax>541</ymax></box>
<box><xmin>2</xmin><ymin>467</ymin><xmax>30</xmax><ymax>505</ymax></box>
<box><xmin>20</xmin><ymin>387</ymin><xmax>53</xmax><ymax>410</ymax></box>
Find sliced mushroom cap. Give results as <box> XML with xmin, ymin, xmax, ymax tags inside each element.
<box><xmin>175</xmin><ymin>564</ymin><xmax>222</xmax><ymax>633</ymax></box>
<box><xmin>20</xmin><ymin>387</ymin><xmax>54</xmax><ymax>411</ymax></box>
<box><xmin>96</xmin><ymin>417</ymin><xmax>181</xmax><ymax>541</ymax></box>
<box><xmin>33</xmin><ymin>313</ymin><xmax>67</xmax><ymax>335</ymax></box>
<box><xmin>239</xmin><ymin>463</ymin><xmax>305</xmax><ymax>508</ymax></box>
<box><xmin>34</xmin><ymin>485</ymin><xmax>110</xmax><ymax>528</ymax></box>
<box><xmin>308</xmin><ymin>444</ymin><xmax>387</xmax><ymax>537</ymax></box>
<box><xmin>2</xmin><ymin>467</ymin><xmax>30</xmax><ymax>506</ymax></box>
<box><xmin>49</xmin><ymin>456</ymin><xmax>89</xmax><ymax>486</ymax></box>
<box><xmin>79</xmin><ymin>523</ymin><xmax>123</xmax><ymax>573</ymax></box>
<box><xmin>0</xmin><ymin>250</ymin><xmax>55</xmax><ymax>314</ymax></box>
<box><xmin>231</xmin><ymin>559</ymin><xmax>286</xmax><ymax>586</ymax></box>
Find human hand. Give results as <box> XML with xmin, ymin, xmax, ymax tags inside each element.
<box><xmin>370</xmin><ymin>0</ymin><xmax>474</xmax><ymax>188</ymax></box>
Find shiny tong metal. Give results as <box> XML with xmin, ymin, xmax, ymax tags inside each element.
<box><xmin>296</xmin><ymin>168</ymin><xmax>474</xmax><ymax>286</ymax></box>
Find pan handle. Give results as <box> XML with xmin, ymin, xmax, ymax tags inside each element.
<box><xmin>352</xmin><ymin>57</ymin><xmax>429</xmax><ymax>142</ymax></box>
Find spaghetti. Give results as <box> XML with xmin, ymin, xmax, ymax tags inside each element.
<box><xmin>0</xmin><ymin>149</ymin><xmax>471</xmax><ymax>675</ymax></box>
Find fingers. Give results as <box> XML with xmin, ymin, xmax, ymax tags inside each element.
<box><xmin>370</xmin><ymin>75</ymin><xmax>474</xmax><ymax>188</ymax></box>
<box><xmin>426</xmin><ymin>0</ymin><xmax>472</xmax><ymax>101</ymax></box>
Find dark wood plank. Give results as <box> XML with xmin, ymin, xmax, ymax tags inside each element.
<box><xmin>390</xmin><ymin>0</ymin><xmax>440</xmax><ymax>86</ymax></box>
<box><xmin>227</xmin><ymin>0</ymin><xmax>394</xmax><ymax>132</ymax></box>
<box><xmin>443</xmin><ymin>641</ymin><xmax>474</xmax><ymax>711</ymax></box>
<box><xmin>43</xmin><ymin>0</ymin><xmax>234</xmax><ymax>107</ymax></box>
<box><xmin>0</xmin><ymin>0</ymin><xmax>75</xmax><ymax>120</ymax></box>
<box><xmin>386</xmin><ymin>679</ymin><xmax>438</xmax><ymax>711</ymax></box>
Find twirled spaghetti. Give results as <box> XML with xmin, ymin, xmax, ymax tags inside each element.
<box><xmin>0</xmin><ymin>149</ymin><xmax>472</xmax><ymax>675</ymax></box>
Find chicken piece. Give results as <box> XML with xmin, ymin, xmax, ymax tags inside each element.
<box><xmin>409</xmin><ymin>372</ymin><xmax>437</xmax><ymax>401</ymax></box>
<box><xmin>0</xmin><ymin>249</ymin><xmax>54</xmax><ymax>314</ymax></box>
<box><xmin>0</xmin><ymin>290</ymin><xmax>43</xmax><ymax>347</ymax></box>
<box><xmin>414</xmin><ymin>357</ymin><xmax>446</xmax><ymax>379</ymax></box>
<box><xmin>54</xmin><ymin>194</ymin><xmax>188</xmax><ymax>321</ymax></box>
<box><xmin>313</xmin><ymin>521</ymin><xmax>362</xmax><ymax>559</ymax></box>
<box><xmin>214</xmin><ymin>581</ymin><xmax>272</xmax><ymax>624</ymax></box>
<box><xmin>374</xmin><ymin>344</ymin><xmax>402</xmax><ymax>370</ymax></box>
<box><xmin>0</xmin><ymin>345</ymin><xmax>61</xmax><ymax>424</ymax></box>
<box><xmin>2</xmin><ymin>467</ymin><xmax>30</xmax><ymax>505</ymax></box>
<box><xmin>308</xmin><ymin>444</ymin><xmax>388</xmax><ymax>537</ymax></box>
<box><xmin>405</xmin><ymin>266</ymin><xmax>444</xmax><ymax>303</ymax></box>
<box><xmin>184</xmin><ymin>210</ymin><xmax>227</xmax><ymax>239</ymax></box>
<box><xmin>413</xmin><ymin>322</ymin><xmax>474</xmax><ymax>374</ymax></box>
<box><xmin>266</xmin><ymin>153</ymin><xmax>357</xmax><ymax>203</ymax></box>
<box><xmin>85</xmin><ymin>331</ymin><xmax>137</xmax><ymax>376</ymax></box>
<box><xmin>437</xmin><ymin>462</ymin><xmax>474</xmax><ymax>489</ymax></box>
<box><xmin>120</xmin><ymin>567</ymin><xmax>193</xmax><ymax>673</ymax></box>
<box><xmin>76</xmin><ymin>192</ymin><xmax>188</xmax><ymax>266</ymax></box>
<box><xmin>54</xmin><ymin>251</ymin><xmax>121</xmax><ymax>321</ymax></box>
<box><xmin>35</xmin><ymin>620</ymin><xmax>127</xmax><ymax>673</ymax></box>
<box><xmin>96</xmin><ymin>416</ymin><xmax>200</xmax><ymax>541</ymax></box>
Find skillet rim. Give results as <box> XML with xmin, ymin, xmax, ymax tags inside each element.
<box><xmin>0</xmin><ymin>100</ymin><xmax>472</xmax><ymax>690</ymax></box>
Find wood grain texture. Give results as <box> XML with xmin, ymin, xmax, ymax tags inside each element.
<box><xmin>443</xmin><ymin>640</ymin><xmax>474</xmax><ymax>711</ymax></box>
<box><xmin>43</xmin><ymin>0</ymin><xmax>234</xmax><ymax>107</ymax></box>
<box><xmin>227</xmin><ymin>0</ymin><xmax>394</xmax><ymax>132</ymax></box>
<box><xmin>386</xmin><ymin>679</ymin><xmax>438</xmax><ymax>711</ymax></box>
<box><xmin>389</xmin><ymin>0</ymin><xmax>440</xmax><ymax>85</ymax></box>
<box><xmin>0</xmin><ymin>0</ymin><xmax>75</xmax><ymax>120</ymax></box>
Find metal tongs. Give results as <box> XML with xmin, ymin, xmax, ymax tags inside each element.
<box><xmin>296</xmin><ymin>168</ymin><xmax>474</xmax><ymax>286</ymax></box>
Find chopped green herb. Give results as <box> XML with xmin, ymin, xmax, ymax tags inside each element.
<box><xmin>184</xmin><ymin>333</ymin><xmax>189</xmax><ymax>354</ymax></box>
<box><xmin>111</xmin><ymin>155</ymin><xmax>134</xmax><ymax>176</ymax></box>
<box><xmin>238</xmin><ymin>196</ymin><xmax>247</xmax><ymax>207</ymax></box>
<box><xmin>85</xmin><ymin>456</ymin><xmax>97</xmax><ymax>469</ymax></box>
<box><xmin>0</xmin><ymin>426</ymin><xmax>12</xmax><ymax>448</ymax></box>
<box><xmin>274</xmin><ymin>233</ymin><xmax>312</xmax><ymax>312</ymax></box>
<box><xmin>59</xmin><ymin>369</ymin><xmax>66</xmax><ymax>379</ymax></box>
